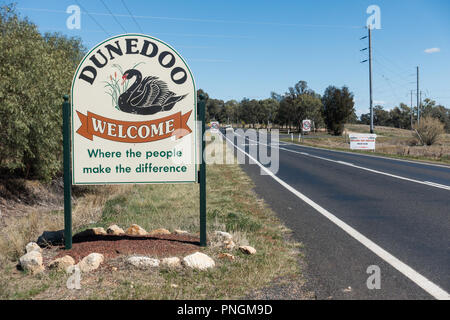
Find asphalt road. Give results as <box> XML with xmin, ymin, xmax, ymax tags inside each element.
<box><xmin>221</xmin><ymin>129</ymin><xmax>450</xmax><ymax>300</ymax></box>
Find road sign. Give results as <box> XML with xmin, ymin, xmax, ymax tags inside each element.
<box><xmin>349</xmin><ymin>133</ymin><xmax>377</xmax><ymax>150</ymax></box>
<box><xmin>64</xmin><ymin>34</ymin><xmax>207</xmax><ymax>249</ymax></box>
<box><xmin>302</xmin><ymin>119</ymin><xmax>312</xmax><ymax>132</ymax></box>
<box><xmin>71</xmin><ymin>34</ymin><xmax>197</xmax><ymax>184</ymax></box>
<box><xmin>210</xmin><ymin>121</ymin><xmax>219</xmax><ymax>132</ymax></box>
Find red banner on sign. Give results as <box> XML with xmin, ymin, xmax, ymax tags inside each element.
<box><xmin>76</xmin><ymin>110</ymin><xmax>192</xmax><ymax>143</ymax></box>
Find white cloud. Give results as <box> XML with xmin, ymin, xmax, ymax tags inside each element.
<box><xmin>424</xmin><ymin>47</ymin><xmax>440</xmax><ymax>54</ymax></box>
<box><xmin>374</xmin><ymin>100</ymin><xmax>386</xmax><ymax>105</ymax></box>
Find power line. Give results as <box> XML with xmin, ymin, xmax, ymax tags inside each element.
<box><xmin>370</xmin><ymin>67</ymin><xmax>415</xmax><ymax>105</ymax></box>
<box><xmin>373</xmin><ymin>58</ymin><xmax>414</xmax><ymax>84</ymax></box>
<box><xmin>18</xmin><ymin>7</ymin><xmax>362</xmax><ymax>29</ymax></box>
<box><xmin>372</xmin><ymin>65</ymin><xmax>414</xmax><ymax>88</ymax></box>
<box><xmin>372</xmin><ymin>47</ymin><xmax>413</xmax><ymax>75</ymax></box>
<box><xmin>120</xmin><ymin>0</ymin><xmax>143</xmax><ymax>33</ymax></box>
<box><xmin>100</xmin><ymin>0</ymin><xmax>127</xmax><ymax>33</ymax></box>
<box><xmin>74</xmin><ymin>0</ymin><xmax>111</xmax><ymax>37</ymax></box>
<box><xmin>36</xmin><ymin>26</ymin><xmax>254</xmax><ymax>39</ymax></box>
<box><xmin>379</xmin><ymin>74</ymin><xmax>401</xmax><ymax>102</ymax></box>
<box><xmin>371</xmin><ymin>58</ymin><xmax>416</xmax><ymax>105</ymax></box>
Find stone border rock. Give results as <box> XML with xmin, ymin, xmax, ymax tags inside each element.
<box><xmin>126</xmin><ymin>224</ymin><xmax>148</xmax><ymax>236</ymax></box>
<box><xmin>19</xmin><ymin>227</ymin><xmax>258</xmax><ymax>276</ymax></box>
<box><xmin>239</xmin><ymin>246</ymin><xmax>257</xmax><ymax>255</ymax></box>
<box><xmin>48</xmin><ymin>255</ymin><xmax>75</xmax><ymax>271</ymax></box>
<box><xmin>107</xmin><ymin>224</ymin><xmax>125</xmax><ymax>235</ymax></box>
<box><xmin>182</xmin><ymin>252</ymin><xmax>215</xmax><ymax>270</ymax></box>
<box><xmin>77</xmin><ymin>253</ymin><xmax>104</xmax><ymax>273</ymax></box>
<box><xmin>19</xmin><ymin>250</ymin><xmax>44</xmax><ymax>274</ymax></box>
<box><xmin>127</xmin><ymin>256</ymin><xmax>159</xmax><ymax>268</ymax></box>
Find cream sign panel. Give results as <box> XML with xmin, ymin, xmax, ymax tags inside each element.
<box><xmin>71</xmin><ymin>34</ymin><xmax>197</xmax><ymax>184</ymax></box>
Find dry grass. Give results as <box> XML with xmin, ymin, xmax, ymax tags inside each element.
<box><xmin>345</xmin><ymin>124</ymin><xmax>414</xmax><ymax>137</ymax></box>
<box><xmin>413</xmin><ymin>116</ymin><xmax>446</xmax><ymax>146</ymax></box>
<box><xmin>287</xmin><ymin>123</ymin><xmax>450</xmax><ymax>164</ymax></box>
<box><xmin>0</xmin><ymin>185</ymin><xmax>132</xmax><ymax>261</ymax></box>
<box><xmin>0</xmin><ymin>138</ymin><xmax>306</xmax><ymax>300</ymax></box>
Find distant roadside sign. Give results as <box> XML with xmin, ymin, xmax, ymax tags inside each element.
<box><xmin>349</xmin><ymin>133</ymin><xmax>377</xmax><ymax>150</ymax></box>
<box><xmin>302</xmin><ymin>119</ymin><xmax>311</xmax><ymax>132</ymax></box>
<box><xmin>210</xmin><ymin>121</ymin><xmax>219</xmax><ymax>132</ymax></box>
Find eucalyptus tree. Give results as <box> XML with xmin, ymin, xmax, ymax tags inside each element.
<box><xmin>322</xmin><ymin>86</ymin><xmax>355</xmax><ymax>135</ymax></box>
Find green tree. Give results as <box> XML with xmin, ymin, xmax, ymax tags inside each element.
<box><xmin>322</xmin><ymin>86</ymin><xmax>355</xmax><ymax>135</ymax></box>
<box><xmin>258</xmin><ymin>98</ymin><xmax>279</xmax><ymax>127</ymax></box>
<box><xmin>421</xmin><ymin>98</ymin><xmax>450</xmax><ymax>132</ymax></box>
<box><xmin>239</xmin><ymin>98</ymin><xmax>260</xmax><ymax>128</ymax></box>
<box><xmin>389</xmin><ymin>103</ymin><xmax>411</xmax><ymax>129</ymax></box>
<box><xmin>360</xmin><ymin>100</ymin><xmax>449</xmax><ymax>132</ymax></box>
<box><xmin>373</xmin><ymin>105</ymin><xmax>390</xmax><ymax>126</ymax></box>
<box><xmin>347</xmin><ymin>109</ymin><xmax>358</xmax><ymax>124</ymax></box>
<box><xmin>0</xmin><ymin>5</ymin><xmax>85</xmax><ymax>180</ymax></box>
<box><xmin>273</xmin><ymin>81</ymin><xmax>323</xmax><ymax>131</ymax></box>
<box><xmin>360</xmin><ymin>113</ymin><xmax>370</xmax><ymax>125</ymax></box>
<box><xmin>296</xmin><ymin>93</ymin><xmax>324</xmax><ymax>130</ymax></box>
<box><xmin>224</xmin><ymin>100</ymin><xmax>239</xmax><ymax>124</ymax></box>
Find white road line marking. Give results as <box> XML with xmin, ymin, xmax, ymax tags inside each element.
<box><xmin>223</xmin><ymin>133</ymin><xmax>450</xmax><ymax>300</ymax></box>
<box><xmin>423</xmin><ymin>181</ymin><xmax>450</xmax><ymax>191</ymax></box>
<box><xmin>337</xmin><ymin>161</ymin><xmax>354</xmax><ymax>166</ymax></box>
<box><xmin>282</xmin><ymin>146</ymin><xmax>450</xmax><ymax>191</ymax></box>
<box><xmin>280</xmin><ymin>139</ymin><xmax>450</xmax><ymax>169</ymax></box>
<box><xmin>245</xmin><ymin>136</ymin><xmax>450</xmax><ymax>192</ymax></box>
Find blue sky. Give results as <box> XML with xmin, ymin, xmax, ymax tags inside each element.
<box><xmin>9</xmin><ymin>0</ymin><xmax>450</xmax><ymax>116</ymax></box>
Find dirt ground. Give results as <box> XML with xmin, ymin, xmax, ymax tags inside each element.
<box><xmin>51</xmin><ymin>233</ymin><xmax>200</xmax><ymax>264</ymax></box>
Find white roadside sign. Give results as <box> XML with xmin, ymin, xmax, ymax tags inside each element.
<box><xmin>71</xmin><ymin>34</ymin><xmax>197</xmax><ymax>184</ymax></box>
<box><xmin>302</xmin><ymin>119</ymin><xmax>311</xmax><ymax>132</ymax></box>
<box><xmin>349</xmin><ymin>133</ymin><xmax>377</xmax><ymax>150</ymax></box>
<box><xmin>210</xmin><ymin>121</ymin><xmax>219</xmax><ymax>133</ymax></box>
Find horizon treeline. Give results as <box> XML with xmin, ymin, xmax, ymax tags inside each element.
<box><xmin>199</xmin><ymin>84</ymin><xmax>450</xmax><ymax>133</ymax></box>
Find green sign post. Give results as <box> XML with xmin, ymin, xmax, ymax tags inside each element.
<box><xmin>198</xmin><ymin>94</ymin><xmax>207</xmax><ymax>247</ymax></box>
<box><xmin>62</xmin><ymin>94</ymin><xmax>207</xmax><ymax>249</ymax></box>
<box><xmin>63</xmin><ymin>33</ymin><xmax>205</xmax><ymax>250</ymax></box>
<box><xmin>63</xmin><ymin>95</ymin><xmax>72</xmax><ymax>250</ymax></box>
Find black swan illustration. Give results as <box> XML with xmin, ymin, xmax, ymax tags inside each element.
<box><xmin>118</xmin><ymin>69</ymin><xmax>187</xmax><ymax>115</ymax></box>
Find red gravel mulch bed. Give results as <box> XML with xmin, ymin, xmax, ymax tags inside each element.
<box><xmin>52</xmin><ymin>233</ymin><xmax>201</xmax><ymax>263</ymax></box>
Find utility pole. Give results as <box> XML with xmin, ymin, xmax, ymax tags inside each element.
<box><xmin>420</xmin><ymin>90</ymin><xmax>423</xmax><ymax>118</ymax></box>
<box><xmin>410</xmin><ymin>90</ymin><xmax>414</xmax><ymax>129</ymax></box>
<box><xmin>368</xmin><ymin>27</ymin><xmax>374</xmax><ymax>133</ymax></box>
<box><xmin>416</xmin><ymin>66</ymin><xmax>420</xmax><ymax>124</ymax></box>
<box><xmin>360</xmin><ymin>27</ymin><xmax>374</xmax><ymax>133</ymax></box>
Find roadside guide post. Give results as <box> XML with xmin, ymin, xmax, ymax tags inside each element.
<box><xmin>199</xmin><ymin>94</ymin><xmax>207</xmax><ymax>247</ymax></box>
<box><xmin>63</xmin><ymin>95</ymin><xmax>72</xmax><ymax>249</ymax></box>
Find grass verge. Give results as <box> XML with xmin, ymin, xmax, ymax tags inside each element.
<box><xmin>0</xmin><ymin>141</ymin><xmax>305</xmax><ymax>300</ymax></box>
<box><xmin>281</xmin><ymin>138</ymin><xmax>450</xmax><ymax>166</ymax></box>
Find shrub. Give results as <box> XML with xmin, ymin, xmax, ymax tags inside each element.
<box><xmin>413</xmin><ymin>116</ymin><xmax>445</xmax><ymax>146</ymax></box>
<box><xmin>322</xmin><ymin>86</ymin><xmax>355</xmax><ymax>136</ymax></box>
<box><xmin>0</xmin><ymin>5</ymin><xmax>85</xmax><ymax>180</ymax></box>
